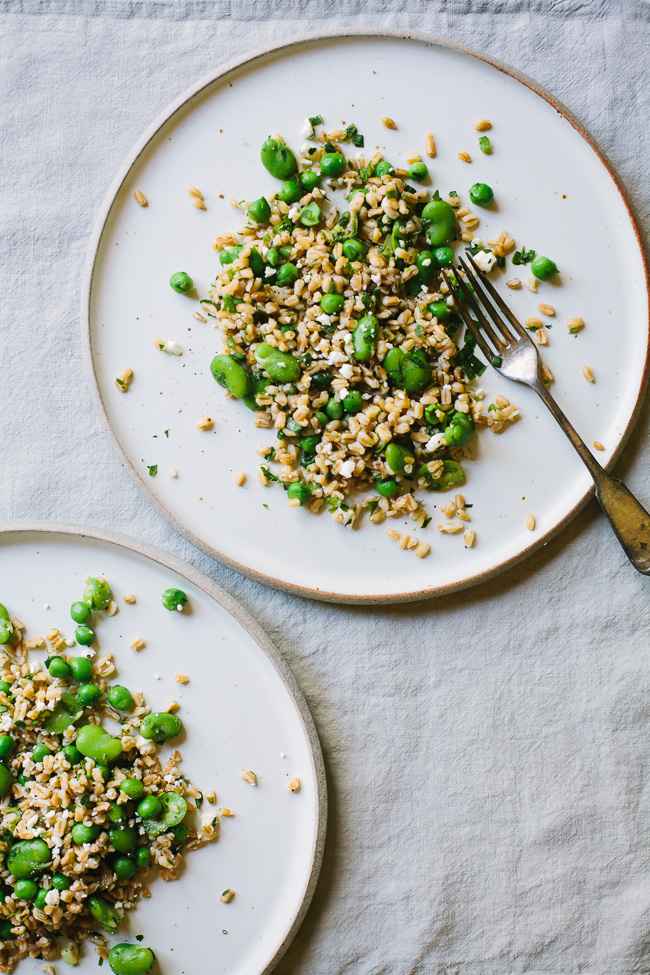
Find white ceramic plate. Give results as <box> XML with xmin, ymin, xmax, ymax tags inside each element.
<box><xmin>0</xmin><ymin>524</ymin><xmax>325</xmax><ymax>975</ymax></box>
<box><xmin>83</xmin><ymin>31</ymin><xmax>649</xmax><ymax>603</ymax></box>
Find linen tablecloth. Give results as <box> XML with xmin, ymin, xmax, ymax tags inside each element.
<box><xmin>2</xmin><ymin>2</ymin><xmax>650</xmax><ymax>972</ymax></box>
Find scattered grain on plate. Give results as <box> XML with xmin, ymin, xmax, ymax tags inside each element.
<box><xmin>397</xmin><ymin>533</ymin><xmax>410</xmax><ymax>549</ymax></box>
<box><xmin>168</xmin><ymin>467</ymin><xmax>178</xmax><ymax>478</ymax></box>
<box><xmin>130</xmin><ymin>637</ymin><xmax>145</xmax><ymax>651</ymax></box>
<box><xmin>105</xmin><ymin>600</ymin><xmax>118</xmax><ymax>617</ymax></box>
<box><xmin>115</xmin><ymin>367</ymin><xmax>133</xmax><ymax>392</ymax></box>
<box><xmin>165</xmin><ymin>700</ymin><xmax>180</xmax><ymax>713</ymax></box>
<box><xmin>457</xmin><ymin>150</ymin><xmax>472</xmax><ymax>162</ymax></box>
<box><xmin>196</xmin><ymin>415</ymin><xmax>214</xmax><ymax>431</ymax></box>
<box><xmin>123</xmin><ymin>593</ymin><xmax>136</xmax><ymax>604</ymax></box>
<box><xmin>526</xmin><ymin>514</ymin><xmax>536</xmax><ymax>531</ymax></box>
<box><xmin>241</xmin><ymin>769</ymin><xmax>257</xmax><ymax>785</ymax></box>
<box><xmin>174</xmin><ymin>674</ymin><xmax>189</xmax><ymax>684</ymax></box>
<box><xmin>220</xmin><ymin>889</ymin><xmax>235</xmax><ymax>904</ymax></box>
<box><xmin>567</xmin><ymin>317</ymin><xmax>585</xmax><ymax>333</ymax></box>
<box><xmin>287</xmin><ymin>777</ymin><xmax>301</xmax><ymax>793</ymax></box>
<box><xmin>537</xmin><ymin>302</ymin><xmax>555</xmax><ymax>316</ymax></box>
<box><xmin>594</xmin><ymin>441</ymin><xmax>605</xmax><ymax>451</ymax></box>
<box><xmin>133</xmin><ymin>189</ymin><xmax>148</xmax><ymax>207</ymax></box>
<box><xmin>506</xmin><ymin>278</ymin><xmax>522</xmax><ymax>289</ymax></box>
<box><xmin>463</xmin><ymin>529</ymin><xmax>475</xmax><ymax>548</ymax></box>
<box><xmin>415</xmin><ymin>542</ymin><xmax>430</xmax><ymax>559</ymax></box>
<box><xmin>386</xmin><ymin>529</ymin><xmax>399</xmax><ymax>541</ymax></box>
<box><xmin>25</xmin><ymin>637</ymin><xmax>45</xmax><ymax>650</ymax></box>
<box><xmin>524</xmin><ymin>276</ymin><xmax>538</xmax><ymax>293</ymax></box>
<box><xmin>534</xmin><ymin>327</ymin><xmax>548</xmax><ymax>346</ymax></box>
<box><xmin>405</xmin><ymin>152</ymin><xmax>422</xmax><ymax>163</ymax></box>
<box><xmin>218</xmin><ymin>806</ymin><xmax>233</xmax><ymax>816</ymax></box>
<box><xmin>582</xmin><ymin>365</ymin><xmax>595</xmax><ymax>383</ymax></box>
<box><xmin>381</xmin><ymin>117</ymin><xmax>397</xmax><ymax>129</ymax></box>
<box><xmin>235</xmin><ymin>471</ymin><xmax>246</xmax><ymax>486</ymax></box>
<box><xmin>438</xmin><ymin>522</ymin><xmax>464</xmax><ymax>534</ymax></box>
<box><xmin>257</xmin><ymin>468</ymin><xmax>268</xmax><ymax>486</ymax></box>
<box><xmin>46</xmin><ymin>628</ymin><xmax>59</xmax><ymax>642</ymax></box>
<box><xmin>192</xmin><ymin>198</ymin><xmax>206</xmax><ymax>210</ymax></box>
<box><xmin>193</xmin><ymin>312</ymin><xmax>207</xmax><ymax>323</ymax></box>
<box><xmin>540</xmin><ymin>364</ymin><xmax>555</xmax><ymax>384</ymax></box>
<box><xmin>425</xmin><ymin>131</ymin><xmax>436</xmax><ymax>157</ymax></box>
<box><xmin>473</xmin><ymin>118</ymin><xmax>492</xmax><ymax>131</ymax></box>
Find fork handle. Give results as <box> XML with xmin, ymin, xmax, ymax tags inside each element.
<box><xmin>535</xmin><ymin>380</ymin><xmax>650</xmax><ymax>574</ymax></box>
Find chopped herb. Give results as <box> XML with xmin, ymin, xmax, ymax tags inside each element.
<box><xmin>415</xmin><ymin>324</ymin><xmax>424</xmax><ymax>336</ymax></box>
<box><xmin>358</xmin><ymin>164</ymin><xmax>373</xmax><ymax>182</ymax></box>
<box><xmin>147</xmin><ymin>465</ymin><xmax>158</xmax><ymax>477</ymax></box>
<box><xmin>491</xmin><ymin>356</ymin><xmax>503</xmax><ymax>368</ymax></box>
<box><xmin>404</xmin><ymin>184</ymin><xmax>417</xmax><ymax>193</ymax></box>
<box><xmin>449</xmin><ymin>190</ymin><xmax>458</xmax><ymax>197</ymax></box>
<box><xmin>385</xmin><ymin>189</ymin><xmax>398</xmax><ymax>199</ymax></box>
<box><xmin>512</xmin><ymin>246</ymin><xmax>536</xmax><ymax>266</ymax></box>
<box><xmin>525</xmin><ymin>322</ymin><xmax>540</xmax><ymax>331</ymax></box>
<box><xmin>422</xmin><ymin>515</ymin><xmax>432</xmax><ymax>528</ymax></box>
<box><xmin>158</xmin><ymin>343</ymin><xmax>165</xmax><ymax>351</ymax></box>
<box><xmin>309</xmin><ymin>114</ymin><xmax>323</xmax><ymax>126</ymax></box>
<box><xmin>196</xmin><ymin>793</ymin><xmax>204</xmax><ymax>809</ymax></box>
<box><xmin>464</xmin><ymin>503</ymin><xmax>473</xmax><ymax>508</ymax></box>
<box><xmin>260</xmin><ymin>467</ymin><xmax>281</xmax><ymax>483</ymax></box>
<box><xmin>266</xmin><ymin>446</ymin><xmax>276</xmax><ymax>462</ymax></box>
<box><xmin>135</xmin><ymin>935</ymin><xmax>144</xmax><ymax>943</ymax></box>
<box><xmin>487</xmin><ymin>403</ymin><xmax>497</xmax><ymax>412</ymax></box>
<box><xmin>262</xmin><ymin>504</ymin><xmax>269</xmax><ymax>510</ymax></box>
<box><xmin>343</xmin><ymin>123</ymin><xmax>364</xmax><ymax>147</ymax></box>
<box><xmin>496</xmin><ymin>255</ymin><xmax>506</xmax><ymax>268</ymax></box>
<box><xmin>115</xmin><ymin>378</ymin><xmax>125</xmax><ymax>388</ymax></box>
<box><xmin>478</xmin><ymin>136</ymin><xmax>492</xmax><ymax>154</ymax></box>
<box><xmin>569</xmin><ymin>326</ymin><xmax>581</xmax><ymax>335</ymax></box>
<box><xmin>367</xmin><ymin>499</ymin><xmax>379</xmax><ymax>515</ymax></box>
<box><xmin>323</xmin><ymin>140</ymin><xmax>337</xmax><ymax>153</ymax></box>
<box><xmin>164</xmin><ymin>430</ymin><xmax>169</xmax><ymax>438</ymax></box>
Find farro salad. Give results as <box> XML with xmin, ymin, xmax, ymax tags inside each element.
<box><xmin>0</xmin><ymin>579</ymin><xmax>216</xmax><ymax>974</ymax></box>
<box><xmin>165</xmin><ymin>116</ymin><xmax>562</xmax><ymax>547</ymax></box>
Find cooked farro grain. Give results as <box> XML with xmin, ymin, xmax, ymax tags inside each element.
<box><xmin>424</xmin><ymin>132</ymin><xmax>436</xmax><ymax>157</ymax></box>
<box><xmin>537</xmin><ymin>302</ymin><xmax>555</xmax><ymax>316</ymax></box>
<box><xmin>567</xmin><ymin>318</ymin><xmax>584</xmax><ymax>333</ymax></box>
<box><xmin>196</xmin><ymin>415</ymin><xmax>213</xmax><ymax>431</ymax></box>
<box><xmin>381</xmin><ymin>117</ymin><xmax>397</xmax><ymax>129</ymax></box>
<box><xmin>506</xmin><ymin>278</ymin><xmax>521</xmax><ymax>289</ymax></box>
<box><xmin>473</xmin><ymin>119</ymin><xmax>491</xmax><ymax>131</ymax></box>
<box><xmin>220</xmin><ymin>888</ymin><xmax>234</xmax><ymax>903</ymax></box>
<box><xmin>582</xmin><ymin>365</ymin><xmax>595</xmax><ymax>383</ymax></box>
<box><xmin>235</xmin><ymin>471</ymin><xmax>246</xmax><ymax>486</ymax></box>
<box><xmin>463</xmin><ymin>529</ymin><xmax>475</xmax><ymax>548</ymax></box>
<box><xmin>526</xmin><ymin>514</ymin><xmax>536</xmax><ymax>530</ymax></box>
<box><xmin>457</xmin><ymin>151</ymin><xmax>472</xmax><ymax>162</ymax></box>
<box><xmin>122</xmin><ymin>593</ymin><xmax>136</xmax><ymax>604</ymax></box>
<box><xmin>129</xmin><ymin>638</ymin><xmax>145</xmax><ymax>652</ymax></box>
<box><xmin>287</xmin><ymin>777</ymin><xmax>301</xmax><ymax>792</ymax></box>
<box><xmin>594</xmin><ymin>441</ymin><xmax>605</xmax><ymax>451</ymax></box>
<box><xmin>115</xmin><ymin>368</ymin><xmax>132</xmax><ymax>393</ymax></box>
<box><xmin>132</xmin><ymin>190</ymin><xmax>147</xmax><ymax>207</ymax></box>
<box><xmin>240</xmin><ymin>769</ymin><xmax>257</xmax><ymax>786</ymax></box>
<box><xmin>0</xmin><ymin>608</ymin><xmax>217</xmax><ymax>973</ymax></box>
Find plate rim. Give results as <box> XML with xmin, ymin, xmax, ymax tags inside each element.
<box><xmin>0</xmin><ymin>520</ymin><xmax>327</xmax><ymax>975</ymax></box>
<box><xmin>81</xmin><ymin>27</ymin><xmax>650</xmax><ymax>605</ymax></box>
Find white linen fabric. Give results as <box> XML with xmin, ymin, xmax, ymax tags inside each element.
<box><xmin>2</xmin><ymin>2</ymin><xmax>650</xmax><ymax>972</ymax></box>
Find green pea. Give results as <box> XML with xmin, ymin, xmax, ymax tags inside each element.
<box><xmin>254</xmin><ymin>342</ymin><xmax>300</xmax><ymax>383</ymax></box>
<box><xmin>416</xmin><ymin>250</ymin><xmax>437</xmax><ymax>286</ymax></box>
<box><xmin>75</xmin><ymin>625</ymin><xmax>95</xmax><ymax>647</ymax></box>
<box><xmin>278</xmin><ymin>180</ymin><xmax>301</xmax><ymax>204</ymax></box>
<box><xmin>109</xmin><ymin>827</ymin><xmax>138</xmax><ymax>854</ymax></box>
<box><xmin>247</xmin><ymin>248</ymin><xmax>265</xmax><ymax>278</ymax></box>
<box><xmin>108</xmin><ymin>803</ymin><xmax>127</xmax><ymax>824</ymax></box>
<box><xmin>137</xmin><ymin>796</ymin><xmax>162</xmax><ymax>819</ymax></box>
<box><xmin>408</xmin><ymin>161</ymin><xmax>428</xmax><ymax>182</ymax></box>
<box><xmin>260</xmin><ymin>137</ymin><xmax>298</xmax><ymax>180</ymax></box>
<box><xmin>325</xmin><ymin>398</ymin><xmax>343</xmax><ymax>420</ymax></box>
<box><xmin>352</xmin><ymin>314</ymin><xmax>379</xmax><ymax>362</ymax></box>
<box><xmin>342</xmin><ymin>238</ymin><xmax>366</xmax><ymax>261</ymax></box>
<box><xmin>87</xmin><ymin>895</ymin><xmax>121</xmax><ymax>933</ymax></box>
<box><xmin>32</xmin><ymin>743</ymin><xmax>52</xmax><ymax>764</ymax></box>
<box><xmin>434</xmin><ymin>246</ymin><xmax>455</xmax><ymax>267</ymax></box>
<box><xmin>211</xmin><ymin>354</ymin><xmax>252</xmax><ymax>399</ymax></box>
<box><xmin>275</xmin><ymin>262</ymin><xmax>300</xmax><ymax>287</ymax></box>
<box><xmin>300</xmin><ymin>171</ymin><xmax>320</xmax><ymax>192</ymax></box>
<box><xmin>278</xmin><ymin>244</ymin><xmax>293</xmax><ymax>259</ymax></box>
<box><xmin>0</xmin><ymin>617</ymin><xmax>15</xmax><ymax>646</ymax></box>
<box><xmin>0</xmin><ymin>763</ymin><xmax>12</xmax><ymax>796</ymax></box>
<box><xmin>34</xmin><ymin>889</ymin><xmax>48</xmax><ymax>910</ymax></box>
<box><xmin>320</xmin><ymin>292</ymin><xmax>345</xmax><ymax>315</ymax></box>
<box><xmin>342</xmin><ymin>390</ymin><xmax>363</xmax><ymax>414</ymax></box>
<box><xmin>375</xmin><ymin>477</ymin><xmax>400</xmax><ymax>498</ymax></box>
<box><xmin>47</xmin><ymin>656</ymin><xmax>71</xmax><ymax>680</ymax></box>
<box><xmin>299</xmin><ymin>202</ymin><xmax>321</xmax><ymax>227</ymax></box>
<box><xmin>120</xmin><ymin>778</ymin><xmax>144</xmax><ymax>800</ymax></box>
<box><xmin>265</xmin><ymin>247</ymin><xmax>280</xmax><ymax>267</ymax></box>
<box><xmin>375</xmin><ymin>160</ymin><xmax>394</xmax><ymax>177</ymax></box>
<box><xmin>0</xmin><ymin>735</ymin><xmax>13</xmax><ymax>760</ymax></box>
<box><xmin>219</xmin><ymin>245</ymin><xmax>243</xmax><ymax>266</ymax></box>
<box><xmin>0</xmin><ymin>604</ymin><xmax>10</xmax><ymax>621</ymax></box>
<box><xmin>83</xmin><ymin>577</ymin><xmax>112</xmax><ymax>611</ymax></box>
<box><xmin>70</xmin><ymin>601</ymin><xmax>91</xmax><ymax>625</ymax></box>
<box><xmin>140</xmin><ymin>712</ymin><xmax>183</xmax><ymax>744</ymax></box>
<box><xmin>286</xmin><ymin>483</ymin><xmax>311</xmax><ymax>505</ymax></box>
<box><xmin>108</xmin><ymin>944</ymin><xmax>155</xmax><ymax>975</ymax></box>
<box><xmin>385</xmin><ymin>443</ymin><xmax>416</xmax><ymax>475</ymax></box>
<box><xmin>428</xmin><ymin>299</ymin><xmax>451</xmax><ymax>322</ymax></box>
<box><xmin>531</xmin><ymin>255</ymin><xmax>559</xmax><ymax>281</ymax></box>
<box><xmin>169</xmin><ymin>271</ymin><xmax>193</xmax><ymax>294</ymax></box>
<box><xmin>320</xmin><ymin>152</ymin><xmax>346</xmax><ymax>177</ymax></box>
<box><xmin>141</xmin><ymin>792</ymin><xmax>188</xmax><ymax>837</ymax></box>
<box><xmin>52</xmin><ymin>873</ymin><xmax>71</xmax><ymax>891</ymax></box>
<box><xmin>314</xmin><ymin>411</ymin><xmax>329</xmax><ymax>428</ymax></box>
<box><xmin>0</xmin><ymin>920</ymin><xmax>14</xmax><ymax>938</ymax></box>
<box><xmin>7</xmin><ymin>839</ymin><xmax>51</xmax><ymax>879</ymax></box>
<box><xmin>71</xmin><ymin>823</ymin><xmax>99</xmax><ymax>844</ymax></box>
<box><xmin>113</xmin><ymin>856</ymin><xmax>136</xmax><ymax>880</ymax></box>
<box><xmin>247</xmin><ymin>197</ymin><xmax>271</xmax><ymax>223</ymax></box>
<box><xmin>75</xmin><ymin>725</ymin><xmax>122</xmax><ymax>764</ymax></box>
<box><xmin>421</xmin><ymin>199</ymin><xmax>457</xmax><ymax>247</ymax></box>
<box><xmin>444</xmin><ymin>411</ymin><xmax>475</xmax><ymax>448</ymax></box>
<box><xmin>418</xmin><ymin>459</ymin><xmax>465</xmax><ymax>490</ymax></box>
<box><xmin>468</xmin><ymin>182</ymin><xmax>494</xmax><ymax>207</ymax></box>
<box><xmin>77</xmin><ymin>683</ymin><xmax>101</xmax><ymax>707</ymax></box>
<box><xmin>135</xmin><ymin>847</ymin><xmax>152</xmax><ymax>869</ymax></box>
<box><xmin>69</xmin><ymin>656</ymin><xmax>93</xmax><ymax>683</ymax></box>
<box><xmin>63</xmin><ymin>745</ymin><xmax>82</xmax><ymax>765</ymax></box>
<box><xmin>108</xmin><ymin>685</ymin><xmax>133</xmax><ymax>711</ymax></box>
<box><xmin>14</xmin><ymin>879</ymin><xmax>38</xmax><ymax>901</ymax></box>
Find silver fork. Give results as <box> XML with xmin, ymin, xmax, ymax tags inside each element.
<box><xmin>441</xmin><ymin>253</ymin><xmax>650</xmax><ymax>575</ymax></box>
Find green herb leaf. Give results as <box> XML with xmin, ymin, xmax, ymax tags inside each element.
<box><xmin>309</xmin><ymin>115</ymin><xmax>323</xmax><ymax>126</ymax></box>
<box><xmin>512</xmin><ymin>246</ymin><xmax>535</xmax><ymax>266</ymax></box>
<box><xmin>147</xmin><ymin>465</ymin><xmax>158</xmax><ymax>477</ymax></box>
<box><xmin>164</xmin><ymin>430</ymin><xmax>169</xmax><ymax>438</ymax></box>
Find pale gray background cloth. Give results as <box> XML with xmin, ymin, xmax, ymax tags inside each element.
<box><xmin>2</xmin><ymin>1</ymin><xmax>650</xmax><ymax>972</ymax></box>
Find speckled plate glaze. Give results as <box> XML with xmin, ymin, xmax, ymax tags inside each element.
<box><xmin>83</xmin><ymin>31</ymin><xmax>649</xmax><ymax>603</ymax></box>
<box><xmin>0</xmin><ymin>524</ymin><xmax>326</xmax><ymax>975</ymax></box>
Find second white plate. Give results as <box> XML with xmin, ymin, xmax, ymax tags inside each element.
<box><xmin>84</xmin><ymin>31</ymin><xmax>649</xmax><ymax>602</ymax></box>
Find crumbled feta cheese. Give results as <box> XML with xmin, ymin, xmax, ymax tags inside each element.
<box><xmin>339</xmin><ymin>364</ymin><xmax>353</xmax><ymax>379</ymax></box>
<box><xmin>288</xmin><ymin>206</ymin><xmax>300</xmax><ymax>221</ymax></box>
<box><xmin>421</xmin><ymin>258</ymin><xmax>432</xmax><ymax>267</ymax></box>
<box><xmin>299</xmin><ymin>119</ymin><xmax>313</xmax><ymax>139</ymax></box>
<box><xmin>264</xmin><ymin>267</ymin><xmax>275</xmax><ymax>278</ymax></box>
<box><xmin>162</xmin><ymin>340</ymin><xmax>182</xmax><ymax>356</ymax></box>
<box><xmin>135</xmin><ymin>735</ymin><xmax>157</xmax><ymax>756</ymax></box>
<box><xmin>45</xmin><ymin>890</ymin><xmax>60</xmax><ymax>907</ymax></box>
<box><xmin>370</xmin><ymin>273</ymin><xmax>382</xmax><ymax>285</ymax></box>
<box><xmin>473</xmin><ymin>250</ymin><xmax>497</xmax><ymax>272</ymax></box>
<box><xmin>426</xmin><ymin>432</ymin><xmax>448</xmax><ymax>452</ymax></box>
<box><xmin>339</xmin><ymin>460</ymin><xmax>356</xmax><ymax>479</ymax></box>
<box><xmin>327</xmin><ymin>348</ymin><xmax>346</xmax><ymax>365</ymax></box>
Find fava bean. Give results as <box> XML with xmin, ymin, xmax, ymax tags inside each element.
<box><xmin>140</xmin><ymin>712</ymin><xmax>183</xmax><ymax>743</ymax></box>
<box><xmin>0</xmin><ymin>763</ymin><xmax>12</xmax><ymax>796</ymax></box>
<box><xmin>7</xmin><ymin>839</ymin><xmax>51</xmax><ymax>879</ymax></box>
<box><xmin>383</xmin><ymin>348</ymin><xmax>431</xmax><ymax>393</ymax></box>
<box><xmin>385</xmin><ymin>443</ymin><xmax>415</xmax><ymax>475</ymax></box>
<box><xmin>83</xmin><ymin>578</ymin><xmax>112</xmax><ymax>611</ymax></box>
<box><xmin>254</xmin><ymin>342</ymin><xmax>300</xmax><ymax>383</ymax></box>
<box><xmin>444</xmin><ymin>411</ymin><xmax>475</xmax><ymax>448</ymax></box>
<box><xmin>416</xmin><ymin>250</ymin><xmax>437</xmax><ymax>286</ymax></box>
<box><xmin>76</xmin><ymin>725</ymin><xmax>122</xmax><ymax>764</ymax></box>
<box><xmin>0</xmin><ymin>735</ymin><xmax>13</xmax><ymax>760</ymax></box>
<box><xmin>421</xmin><ymin>199</ymin><xmax>457</xmax><ymax>247</ymax></box>
<box><xmin>108</xmin><ymin>943</ymin><xmax>155</xmax><ymax>975</ymax></box>
<box><xmin>0</xmin><ymin>605</ymin><xmax>15</xmax><ymax>645</ymax></box>
<box><xmin>428</xmin><ymin>299</ymin><xmax>451</xmax><ymax>322</ymax></box>
<box><xmin>275</xmin><ymin>262</ymin><xmax>299</xmax><ymax>287</ymax></box>
<box><xmin>141</xmin><ymin>792</ymin><xmax>188</xmax><ymax>837</ymax></box>
<box><xmin>299</xmin><ymin>202</ymin><xmax>321</xmax><ymax>227</ymax></box>
<box><xmin>87</xmin><ymin>895</ymin><xmax>121</xmax><ymax>933</ymax></box>
<box><xmin>352</xmin><ymin>314</ymin><xmax>379</xmax><ymax>362</ymax></box>
<box><xmin>108</xmin><ymin>685</ymin><xmax>133</xmax><ymax>710</ymax></box>
<box><xmin>219</xmin><ymin>245</ymin><xmax>243</xmax><ymax>267</ymax></box>
<box><xmin>418</xmin><ymin>459</ymin><xmax>465</xmax><ymax>491</ymax></box>
<box><xmin>211</xmin><ymin>354</ymin><xmax>251</xmax><ymax>399</ymax></box>
<box><xmin>260</xmin><ymin>138</ymin><xmax>298</xmax><ymax>180</ymax></box>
